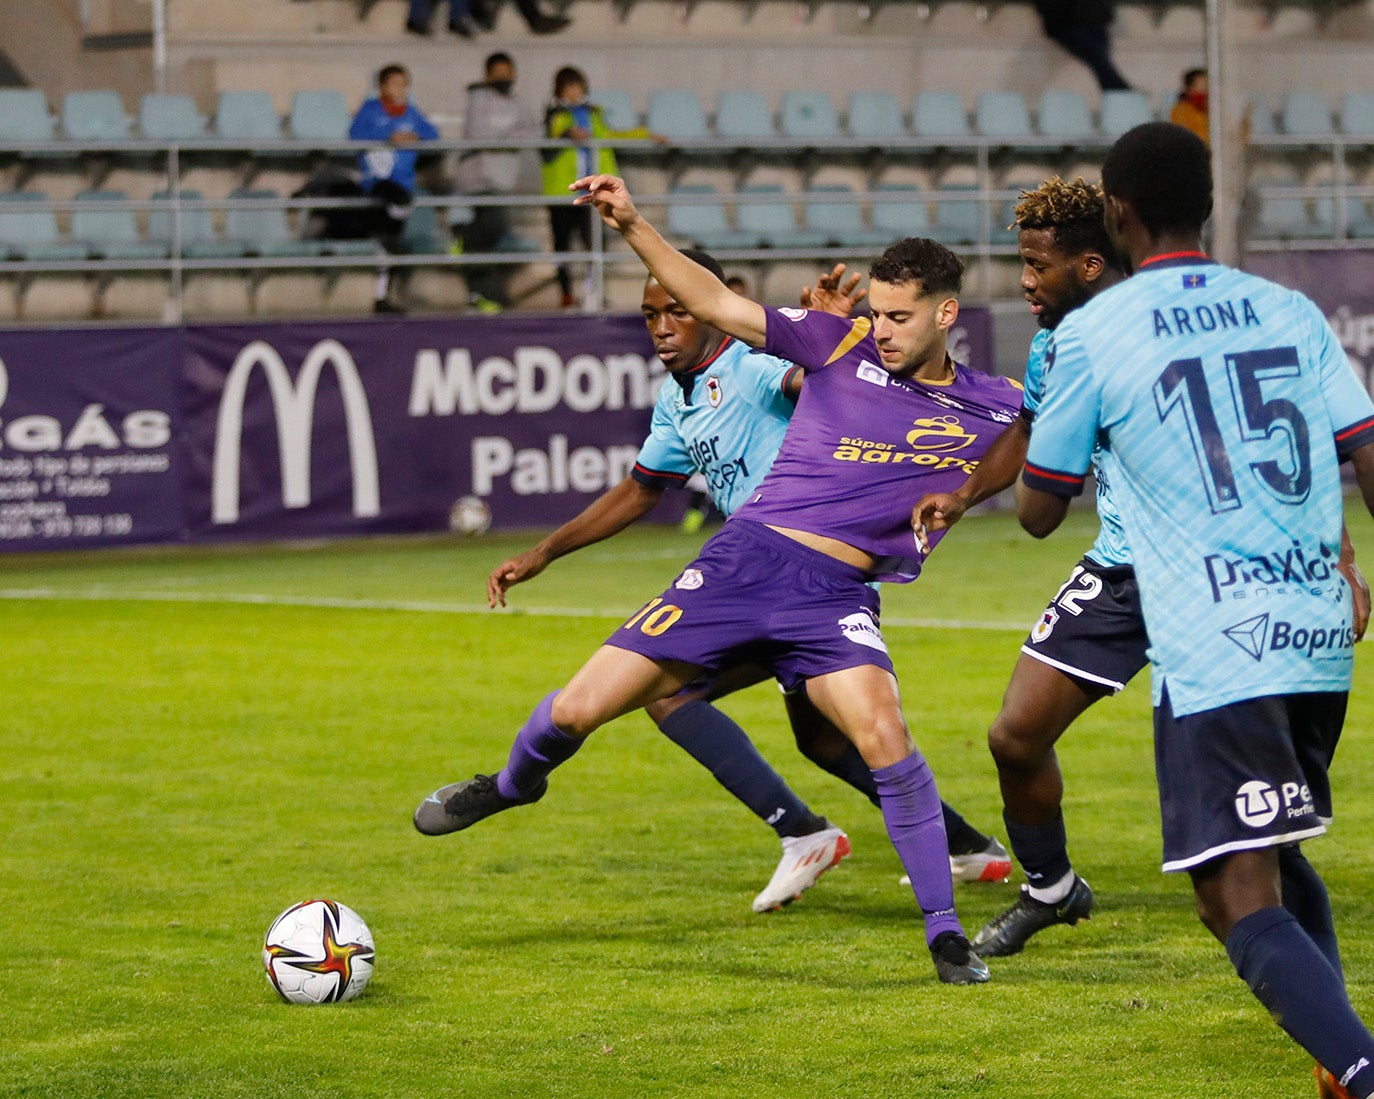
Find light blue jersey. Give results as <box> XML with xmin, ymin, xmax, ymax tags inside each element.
<box><xmin>1023</xmin><ymin>329</ymin><xmax>1131</xmax><ymax>568</ymax></box>
<box><xmin>632</xmin><ymin>338</ymin><xmax>802</xmax><ymax>517</ymax></box>
<box><xmin>1024</xmin><ymin>255</ymin><xmax>1374</xmax><ymax>716</ymax></box>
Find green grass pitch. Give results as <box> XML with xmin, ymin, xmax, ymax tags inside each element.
<box><xmin>3</xmin><ymin>505</ymin><xmax>1373</xmax><ymax>1098</ymax></box>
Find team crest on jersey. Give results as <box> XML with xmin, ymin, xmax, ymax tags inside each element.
<box><xmin>905</xmin><ymin>415</ymin><xmax>977</xmax><ymax>453</ymax></box>
<box><xmin>675</xmin><ymin>568</ymin><xmax>705</xmax><ymax>591</ymax></box>
<box><xmin>856</xmin><ymin>361</ymin><xmax>889</xmax><ymax>387</ymax></box>
<box><xmin>1031</xmin><ymin>607</ymin><xmax>1058</xmax><ymax>643</ymax></box>
<box><xmin>778</xmin><ymin>307</ymin><xmax>808</xmax><ymax>321</ymax></box>
<box><xmin>838</xmin><ymin>609</ymin><xmax>887</xmax><ymax>652</ymax></box>
<box><xmin>705</xmin><ymin>375</ymin><xmax>723</xmax><ymax>407</ymax></box>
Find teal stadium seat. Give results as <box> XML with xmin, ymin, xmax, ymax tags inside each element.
<box><xmin>1254</xmin><ymin>186</ymin><xmax>1325</xmax><ymax>241</ymax></box>
<box><xmin>596</xmin><ymin>90</ymin><xmax>638</xmax><ymax>132</ymax></box>
<box><xmin>736</xmin><ymin>184</ymin><xmax>825</xmax><ymax>248</ymax></box>
<box><xmin>148</xmin><ymin>190</ymin><xmax>247</xmax><ymax>258</ymax></box>
<box><xmin>400</xmin><ymin>187</ymin><xmax>447</xmax><ymax>254</ymax></box>
<box><xmin>289</xmin><ymin>90</ymin><xmax>351</xmax><ymax>143</ymax></box>
<box><xmin>846</xmin><ymin>92</ymin><xmax>906</xmax><ymax>140</ymax></box>
<box><xmin>1037</xmin><ymin>90</ymin><xmax>1093</xmax><ymax>142</ymax></box>
<box><xmin>72</xmin><ymin>189</ymin><xmax>166</xmax><ymax>259</ymax></box>
<box><xmin>665</xmin><ymin>184</ymin><xmax>752</xmax><ymax>250</ymax></box>
<box><xmin>0</xmin><ymin>89</ymin><xmax>55</xmax><ymax>143</ymax></box>
<box><xmin>0</xmin><ymin>191</ymin><xmax>88</xmax><ymax>260</ymax></box>
<box><xmin>780</xmin><ymin>91</ymin><xmax>840</xmax><ymax>141</ymax></box>
<box><xmin>1100</xmin><ymin>90</ymin><xmax>1151</xmax><ymax>137</ymax></box>
<box><xmin>912</xmin><ymin>92</ymin><xmax>970</xmax><ymax>141</ymax></box>
<box><xmin>928</xmin><ymin>184</ymin><xmax>980</xmax><ymax>245</ymax></box>
<box><xmin>1339</xmin><ymin>92</ymin><xmax>1374</xmax><ymax>141</ymax></box>
<box><xmin>870</xmin><ymin>183</ymin><xmax>930</xmax><ymax>238</ymax></box>
<box><xmin>225</xmin><ymin>188</ymin><xmax>322</xmax><ymax>256</ymax></box>
<box><xmin>139</xmin><ymin>95</ymin><xmax>206</xmax><ymax>141</ymax></box>
<box><xmin>802</xmin><ymin>184</ymin><xmax>888</xmax><ymax>247</ymax></box>
<box><xmin>215</xmin><ymin>91</ymin><xmax>281</xmax><ymax>141</ymax></box>
<box><xmin>715</xmin><ymin>91</ymin><xmax>775</xmax><ymax>140</ymax></box>
<box><xmin>975</xmin><ymin>92</ymin><xmax>1033</xmax><ymax>143</ymax></box>
<box><xmin>62</xmin><ymin>90</ymin><xmax>131</xmax><ymax>141</ymax></box>
<box><xmin>1280</xmin><ymin>93</ymin><xmax>1333</xmax><ymax>137</ymax></box>
<box><xmin>1245</xmin><ymin>95</ymin><xmax>1276</xmax><ymax>137</ymax></box>
<box><xmin>646</xmin><ymin>90</ymin><xmax>709</xmax><ymax>141</ymax></box>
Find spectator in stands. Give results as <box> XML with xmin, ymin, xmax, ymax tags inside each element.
<box><xmin>407</xmin><ymin>0</ymin><xmax>477</xmax><ymax>38</ymax></box>
<box><xmin>471</xmin><ymin>0</ymin><xmax>571</xmax><ymax>35</ymax></box>
<box><xmin>543</xmin><ymin>66</ymin><xmax>666</xmax><ymax>308</ymax></box>
<box><xmin>1169</xmin><ymin>68</ymin><xmax>1209</xmax><ymax>145</ymax></box>
<box><xmin>350</xmin><ymin>64</ymin><xmax>440</xmax><ymax>313</ymax></box>
<box><xmin>1032</xmin><ymin>0</ymin><xmax>1129</xmax><ymax>92</ymax></box>
<box><xmin>455</xmin><ymin>52</ymin><xmax>536</xmax><ymax>312</ymax></box>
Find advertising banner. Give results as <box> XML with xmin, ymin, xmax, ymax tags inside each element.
<box><xmin>1247</xmin><ymin>250</ymin><xmax>1374</xmax><ymax>396</ymax></box>
<box><xmin>0</xmin><ymin>326</ymin><xmax>184</xmax><ymax>550</ymax></box>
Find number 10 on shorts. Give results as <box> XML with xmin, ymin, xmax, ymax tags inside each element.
<box><xmin>623</xmin><ymin>597</ymin><xmax>684</xmax><ymax>636</ymax></box>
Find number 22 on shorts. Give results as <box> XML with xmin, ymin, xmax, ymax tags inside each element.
<box><xmin>623</xmin><ymin>597</ymin><xmax>684</xmax><ymax>636</ymax></box>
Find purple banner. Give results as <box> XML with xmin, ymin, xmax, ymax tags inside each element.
<box><xmin>1247</xmin><ymin>250</ymin><xmax>1374</xmax><ymax>397</ymax></box>
<box><xmin>0</xmin><ymin>306</ymin><xmax>994</xmax><ymax>551</ymax></box>
<box><xmin>0</xmin><ymin>326</ymin><xmax>184</xmax><ymax>549</ymax></box>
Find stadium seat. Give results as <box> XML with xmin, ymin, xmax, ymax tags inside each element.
<box><xmin>928</xmin><ymin>184</ymin><xmax>980</xmax><ymax>245</ymax></box>
<box><xmin>1348</xmin><ymin>196</ymin><xmax>1374</xmax><ymax>239</ymax></box>
<box><xmin>846</xmin><ymin>92</ymin><xmax>906</xmax><ymax>140</ymax></box>
<box><xmin>975</xmin><ymin>92</ymin><xmax>1033</xmax><ymax>142</ymax></box>
<box><xmin>399</xmin><ymin>188</ymin><xmax>449</xmax><ymax>254</ymax></box>
<box><xmin>71</xmin><ymin>189</ymin><xmax>166</xmax><ymax>259</ymax></box>
<box><xmin>62</xmin><ymin>90</ymin><xmax>132</xmax><ymax>142</ymax></box>
<box><xmin>870</xmin><ymin>183</ymin><xmax>930</xmax><ymax>237</ymax></box>
<box><xmin>215</xmin><ymin>91</ymin><xmax>281</xmax><ymax>141</ymax></box>
<box><xmin>664</xmin><ymin>184</ymin><xmax>752</xmax><ymax>250</ymax></box>
<box><xmin>288</xmin><ymin>90</ymin><xmax>351</xmax><ymax>143</ymax></box>
<box><xmin>736</xmin><ymin>184</ymin><xmax>825</xmax><ymax>248</ymax></box>
<box><xmin>1244</xmin><ymin>95</ymin><xmax>1276</xmax><ymax>137</ymax></box>
<box><xmin>802</xmin><ymin>184</ymin><xmax>888</xmax><ymax>246</ymax></box>
<box><xmin>0</xmin><ymin>88</ymin><xmax>55</xmax><ymax>143</ymax></box>
<box><xmin>148</xmin><ymin>189</ymin><xmax>247</xmax><ymax>258</ymax></box>
<box><xmin>1100</xmin><ymin>90</ymin><xmax>1151</xmax><ymax>137</ymax></box>
<box><xmin>1253</xmin><ymin>188</ymin><xmax>1324</xmax><ymax>240</ymax></box>
<box><xmin>1280</xmin><ymin>92</ymin><xmax>1334</xmax><ymax>137</ymax></box>
<box><xmin>780</xmin><ymin>91</ymin><xmax>840</xmax><ymax>141</ymax></box>
<box><xmin>225</xmin><ymin>188</ymin><xmax>322</xmax><ymax>256</ymax></box>
<box><xmin>597</xmin><ymin>89</ymin><xmax>638</xmax><ymax>132</ymax></box>
<box><xmin>912</xmin><ymin>91</ymin><xmax>970</xmax><ymax>141</ymax></box>
<box><xmin>646</xmin><ymin>90</ymin><xmax>709</xmax><ymax>142</ymax></box>
<box><xmin>1339</xmin><ymin>92</ymin><xmax>1374</xmax><ymax>141</ymax></box>
<box><xmin>1037</xmin><ymin>90</ymin><xmax>1093</xmax><ymax>142</ymax></box>
<box><xmin>139</xmin><ymin>95</ymin><xmax>206</xmax><ymax>141</ymax></box>
<box><xmin>714</xmin><ymin>91</ymin><xmax>775</xmax><ymax>140</ymax></box>
<box><xmin>0</xmin><ymin>191</ymin><xmax>88</xmax><ymax>260</ymax></box>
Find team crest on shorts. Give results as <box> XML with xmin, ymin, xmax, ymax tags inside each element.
<box><xmin>675</xmin><ymin>568</ymin><xmax>704</xmax><ymax>591</ymax></box>
<box><xmin>838</xmin><ymin>609</ymin><xmax>887</xmax><ymax>652</ymax></box>
<box><xmin>1031</xmin><ymin>607</ymin><xmax>1059</xmax><ymax>643</ymax></box>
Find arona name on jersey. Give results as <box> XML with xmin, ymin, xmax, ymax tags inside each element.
<box><xmin>1151</xmin><ymin>297</ymin><xmax>1261</xmax><ymax>338</ymax></box>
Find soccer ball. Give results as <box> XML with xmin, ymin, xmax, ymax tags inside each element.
<box><xmin>262</xmin><ymin>899</ymin><xmax>375</xmax><ymax>1004</ymax></box>
<box><xmin>449</xmin><ymin>494</ymin><xmax>492</xmax><ymax>535</ymax></box>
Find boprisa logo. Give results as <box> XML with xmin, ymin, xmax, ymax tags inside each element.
<box><xmin>408</xmin><ymin>346</ymin><xmax>661</xmax><ymax>416</ymax></box>
<box><xmin>0</xmin><ymin>356</ymin><xmax>172</xmax><ymax>453</ymax></box>
<box><xmin>1203</xmin><ymin>543</ymin><xmax>1337</xmax><ymax>602</ymax></box>
<box><xmin>212</xmin><ymin>339</ymin><xmax>380</xmax><ymax>525</ymax></box>
<box><xmin>1221</xmin><ymin>612</ymin><xmax>1355</xmax><ymax>662</ymax></box>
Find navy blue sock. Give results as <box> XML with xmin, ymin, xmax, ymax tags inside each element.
<box><xmin>941</xmin><ymin>803</ymin><xmax>992</xmax><ymax>856</ymax></box>
<box><xmin>1227</xmin><ymin>906</ymin><xmax>1374</xmax><ymax>1097</ymax></box>
<box><xmin>805</xmin><ymin>740</ymin><xmax>882</xmax><ymax>807</ymax></box>
<box><xmin>1003</xmin><ymin>809</ymin><xmax>1072</xmax><ymax>888</ymax></box>
<box><xmin>1280</xmin><ymin>845</ymin><xmax>1343</xmax><ymax>979</ymax></box>
<box><xmin>656</xmin><ymin>700</ymin><xmax>824</xmax><ymax>839</ymax></box>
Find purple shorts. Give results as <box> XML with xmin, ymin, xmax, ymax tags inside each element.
<box><xmin>605</xmin><ymin>519</ymin><xmax>894</xmax><ymax>692</ymax></box>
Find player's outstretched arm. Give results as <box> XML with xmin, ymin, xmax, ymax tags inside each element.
<box><xmin>573</xmin><ymin>174</ymin><xmax>767</xmax><ymax>347</ymax></box>
<box><xmin>1015</xmin><ymin>477</ymin><xmax>1070</xmax><ymax>538</ymax></box>
<box><xmin>1338</xmin><ymin>524</ymin><xmax>1370</xmax><ymax>641</ymax></box>
<box><xmin>486</xmin><ymin>476</ymin><xmax>663</xmax><ymax>607</ymax></box>
<box><xmin>913</xmin><ymin>416</ymin><xmax>1031</xmax><ymax>550</ymax></box>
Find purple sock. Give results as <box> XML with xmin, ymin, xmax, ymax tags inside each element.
<box><xmin>495</xmin><ymin>691</ymin><xmax>583</xmax><ymax>799</ymax></box>
<box><xmin>873</xmin><ymin>750</ymin><xmax>962</xmax><ymax>945</ymax></box>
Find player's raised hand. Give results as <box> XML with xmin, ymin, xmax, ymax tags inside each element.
<box><xmin>800</xmin><ymin>263</ymin><xmax>867</xmax><ymax>318</ymax></box>
<box><xmin>571</xmin><ymin>174</ymin><xmax>640</xmax><ymax>233</ymax></box>
<box><xmin>486</xmin><ymin>549</ymin><xmax>551</xmax><ymax>608</ymax></box>
<box><xmin>911</xmin><ymin>492</ymin><xmax>969</xmax><ymax>552</ymax></box>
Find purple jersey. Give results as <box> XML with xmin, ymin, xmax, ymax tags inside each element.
<box><xmin>730</xmin><ymin>307</ymin><xmax>1023</xmax><ymax>582</ymax></box>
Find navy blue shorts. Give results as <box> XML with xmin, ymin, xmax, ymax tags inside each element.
<box><xmin>1021</xmin><ymin>557</ymin><xmax>1150</xmax><ymax>695</ymax></box>
<box><xmin>606</xmin><ymin>519</ymin><xmax>895</xmax><ymax>692</ymax></box>
<box><xmin>1154</xmin><ymin>688</ymin><xmax>1346</xmax><ymax>873</ymax></box>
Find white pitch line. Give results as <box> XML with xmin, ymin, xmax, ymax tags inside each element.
<box><xmin>0</xmin><ymin>586</ymin><xmax>1028</xmax><ymax>631</ymax></box>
